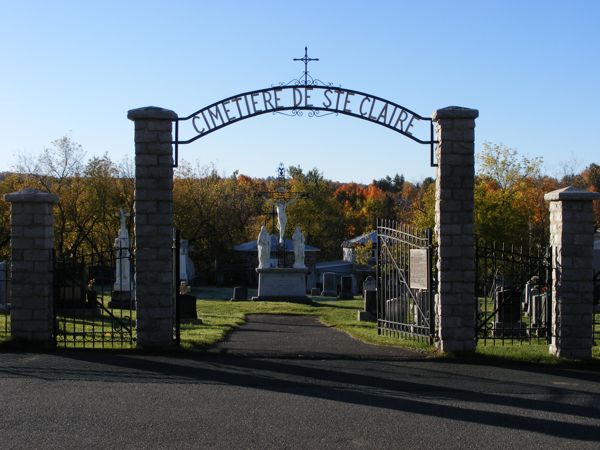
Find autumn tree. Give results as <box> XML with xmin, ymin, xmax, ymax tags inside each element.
<box><xmin>475</xmin><ymin>142</ymin><xmax>551</xmax><ymax>247</ymax></box>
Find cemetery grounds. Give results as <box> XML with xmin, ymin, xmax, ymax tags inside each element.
<box><xmin>1</xmin><ymin>287</ymin><xmax>598</xmax><ymax>362</ymax></box>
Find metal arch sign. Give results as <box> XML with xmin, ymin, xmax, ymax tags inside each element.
<box><xmin>174</xmin><ymin>85</ymin><xmax>436</xmax><ymax>166</ymax></box>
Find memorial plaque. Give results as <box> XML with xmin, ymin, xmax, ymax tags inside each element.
<box><xmin>409</xmin><ymin>249</ymin><xmax>429</xmax><ymax>290</ymax></box>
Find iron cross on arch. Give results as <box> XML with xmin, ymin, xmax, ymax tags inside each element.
<box><xmin>293</xmin><ymin>46</ymin><xmax>319</xmax><ymax>85</ymax></box>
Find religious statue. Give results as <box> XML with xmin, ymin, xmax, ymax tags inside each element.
<box><xmin>292</xmin><ymin>226</ymin><xmax>305</xmax><ymax>268</ymax></box>
<box><xmin>275</xmin><ymin>198</ymin><xmax>297</xmax><ymax>244</ymax></box>
<box><xmin>257</xmin><ymin>225</ymin><xmax>271</xmax><ymax>269</ymax></box>
<box><xmin>114</xmin><ymin>208</ymin><xmax>132</xmax><ymax>292</ymax></box>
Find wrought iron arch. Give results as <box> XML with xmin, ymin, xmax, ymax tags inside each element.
<box><xmin>173</xmin><ymin>85</ymin><xmax>436</xmax><ymax>167</ymax></box>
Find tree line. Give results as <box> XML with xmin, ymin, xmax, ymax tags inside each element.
<box><xmin>0</xmin><ymin>136</ymin><xmax>598</xmax><ymax>282</ymax></box>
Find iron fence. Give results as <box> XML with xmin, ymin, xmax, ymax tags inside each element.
<box><xmin>0</xmin><ymin>259</ymin><xmax>9</xmax><ymax>341</ymax></box>
<box><xmin>594</xmin><ymin>270</ymin><xmax>600</xmax><ymax>347</ymax></box>
<box><xmin>376</xmin><ymin>220</ymin><xmax>435</xmax><ymax>343</ymax></box>
<box><xmin>54</xmin><ymin>248</ymin><xmax>135</xmax><ymax>348</ymax></box>
<box><xmin>475</xmin><ymin>241</ymin><xmax>552</xmax><ymax>345</ymax></box>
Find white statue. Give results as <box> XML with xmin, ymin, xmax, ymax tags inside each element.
<box><xmin>275</xmin><ymin>198</ymin><xmax>298</xmax><ymax>244</ymax></box>
<box><xmin>257</xmin><ymin>225</ymin><xmax>271</xmax><ymax>269</ymax></box>
<box><xmin>114</xmin><ymin>209</ymin><xmax>132</xmax><ymax>292</ymax></box>
<box><xmin>292</xmin><ymin>226</ymin><xmax>305</xmax><ymax>268</ymax></box>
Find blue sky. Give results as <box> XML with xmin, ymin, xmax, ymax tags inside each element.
<box><xmin>0</xmin><ymin>0</ymin><xmax>598</xmax><ymax>183</ymax></box>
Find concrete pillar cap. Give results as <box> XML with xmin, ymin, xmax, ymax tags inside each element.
<box><xmin>4</xmin><ymin>188</ymin><xmax>58</xmax><ymax>203</ymax></box>
<box><xmin>432</xmin><ymin>106</ymin><xmax>479</xmax><ymax>121</ymax></box>
<box><xmin>544</xmin><ymin>186</ymin><xmax>600</xmax><ymax>202</ymax></box>
<box><xmin>127</xmin><ymin>106</ymin><xmax>178</xmax><ymax>121</ymax></box>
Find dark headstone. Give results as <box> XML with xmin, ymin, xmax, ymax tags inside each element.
<box><xmin>109</xmin><ymin>291</ymin><xmax>134</xmax><ymax>309</ymax></box>
<box><xmin>310</xmin><ymin>287</ymin><xmax>321</xmax><ymax>296</ymax></box>
<box><xmin>338</xmin><ymin>275</ymin><xmax>353</xmax><ymax>299</ymax></box>
<box><xmin>493</xmin><ymin>287</ymin><xmax>526</xmax><ymax>337</ymax></box>
<box><xmin>321</xmin><ymin>272</ymin><xmax>337</xmax><ymax>297</ymax></box>
<box><xmin>230</xmin><ymin>286</ymin><xmax>248</xmax><ymax>301</ymax></box>
<box><xmin>177</xmin><ymin>294</ymin><xmax>197</xmax><ymax>320</ymax></box>
<box><xmin>364</xmin><ymin>290</ymin><xmax>377</xmax><ymax>315</ymax></box>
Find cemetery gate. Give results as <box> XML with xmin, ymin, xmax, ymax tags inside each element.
<box><xmin>376</xmin><ymin>220</ymin><xmax>436</xmax><ymax>343</ymax></box>
<box><xmin>53</xmin><ymin>249</ymin><xmax>136</xmax><ymax>348</ymax></box>
<box><xmin>475</xmin><ymin>241</ymin><xmax>552</xmax><ymax>345</ymax></box>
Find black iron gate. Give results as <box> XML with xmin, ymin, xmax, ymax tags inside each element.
<box><xmin>376</xmin><ymin>220</ymin><xmax>435</xmax><ymax>343</ymax></box>
<box><xmin>173</xmin><ymin>229</ymin><xmax>181</xmax><ymax>345</ymax></box>
<box><xmin>594</xmin><ymin>270</ymin><xmax>600</xmax><ymax>347</ymax></box>
<box><xmin>0</xmin><ymin>259</ymin><xmax>10</xmax><ymax>342</ymax></box>
<box><xmin>475</xmin><ymin>241</ymin><xmax>552</xmax><ymax>345</ymax></box>
<box><xmin>54</xmin><ymin>249</ymin><xmax>136</xmax><ymax>348</ymax></box>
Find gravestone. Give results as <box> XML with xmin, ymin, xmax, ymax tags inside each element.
<box><xmin>321</xmin><ymin>272</ymin><xmax>337</xmax><ymax>297</ymax></box>
<box><xmin>177</xmin><ymin>295</ymin><xmax>198</xmax><ymax>320</ymax></box>
<box><xmin>310</xmin><ymin>287</ymin><xmax>321</xmax><ymax>296</ymax></box>
<box><xmin>230</xmin><ymin>286</ymin><xmax>248</xmax><ymax>301</ymax></box>
<box><xmin>55</xmin><ymin>261</ymin><xmax>93</xmax><ymax>309</ymax></box>
<box><xmin>358</xmin><ymin>276</ymin><xmax>377</xmax><ymax>322</ymax></box>
<box><xmin>530</xmin><ymin>292</ymin><xmax>549</xmax><ymax>336</ymax></box>
<box><xmin>493</xmin><ymin>287</ymin><xmax>526</xmax><ymax>337</ymax></box>
<box><xmin>338</xmin><ymin>276</ymin><xmax>353</xmax><ymax>299</ymax></box>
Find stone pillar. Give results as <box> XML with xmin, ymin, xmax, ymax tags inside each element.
<box><xmin>4</xmin><ymin>188</ymin><xmax>58</xmax><ymax>343</ymax></box>
<box><xmin>128</xmin><ymin>106</ymin><xmax>177</xmax><ymax>349</ymax></box>
<box><xmin>545</xmin><ymin>187</ymin><xmax>600</xmax><ymax>359</ymax></box>
<box><xmin>432</xmin><ymin>106</ymin><xmax>479</xmax><ymax>352</ymax></box>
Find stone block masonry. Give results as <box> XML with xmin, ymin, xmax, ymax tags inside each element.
<box><xmin>128</xmin><ymin>106</ymin><xmax>177</xmax><ymax>349</ymax></box>
<box><xmin>432</xmin><ymin>106</ymin><xmax>478</xmax><ymax>353</ymax></box>
<box><xmin>5</xmin><ymin>189</ymin><xmax>58</xmax><ymax>343</ymax></box>
<box><xmin>545</xmin><ymin>187</ymin><xmax>600</xmax><ymax>359</ymax></box>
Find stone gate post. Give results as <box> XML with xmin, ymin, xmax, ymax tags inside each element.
<box><xmin>432</xmin><ymin>106</ymin><xmax>478</xmax><ymax>352</ymax></box>
<box><xmin>128</xmin><ymin>106</ymin><xmax>177</xmax><ymax>349</ymax></box>
<box><xmin>4</xmin><ymin>188</ymin><xmax>58</xmax><ymax>344</ymax></box>
<box><xmin>545</xmin><ymin>187</ymin><xmax>600</xmax><ymax>359</ymax></box>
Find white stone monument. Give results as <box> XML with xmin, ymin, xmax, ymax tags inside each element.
<box><xmin>179</xmin><ymin>239</ymin><xmax>195</xmax><ymax>282</ymax></box>
<box><xmin>257</xmin><ymin>225</ymin><xmax>271</xmax><ymax>269</ymax></box>
<box><xmin>292</xmin><ymin>226</ymin><xmax>305</xmax><ymax>268</ymax></box>
<box><xmin>254</xmin><ymin>226</ymin><xmax>308</xmax><ymax>302</ymax></box>
<box><xmin>110</xmin><ymin>209</ymin><xmax>133</xmax><ymax>308</ymax></box>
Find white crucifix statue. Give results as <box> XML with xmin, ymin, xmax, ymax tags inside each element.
<box><xmin>275</xmin><ymin>197</ymin><xmax>298</xmax><ymax>245</ymax></box>
<box><xmin>113</xmin><ymin>208</ymin><xmax>132</xmax><ymax>292</ymax></box>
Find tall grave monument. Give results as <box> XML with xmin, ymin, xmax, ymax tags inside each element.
<box><xmin>110</xmin><ymin>209</ymin><xmax>134</xmax><ymax>308</ymax></box>
<box><xmin>253</xmin><ymin>164</ymin><xmax>309</xmax><ymax>302</ymax></box>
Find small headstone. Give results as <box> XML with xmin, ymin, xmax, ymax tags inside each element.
<box><xmin>321</xmin><ymin>272</ymin><xmax>337</xmax><ymax>297</ymax></box>
<box><xmin>310</xmin><ymin>287</ymin><xmax>321</xmax><ymax>296</ymax></box>
<box><xmin>493</xmin><ymin>287</ymin><xmax>526</xmax><ymax>337</ymax></box>
<box><xmin>363</xmin><ymin>276</ymin><xmax>376</xmax><ymax>292</ymax></box>
<box><xmin>358</xmin><ymin>276</ymin><xmax>377</xmax><ymax>322</ymax></box>
<box><xmin>338</xmin><ymin>275</ymin><xmax>353</xmax><ymax>299</ymax></box>
<box><xmin>230</xmin><ymin>286</ymin><xmax>248</xmax><ymax>301</ymax></box>
<box><xmin>177</xmin><ymin>294</ymin><xmax>198</xmax><ymax>321</ymax></box>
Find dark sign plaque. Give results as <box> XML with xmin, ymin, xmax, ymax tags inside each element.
<box><xmin>409</xmin><ymin>249</ymin><xmax>429</xmax><ymax>290</ymax></box>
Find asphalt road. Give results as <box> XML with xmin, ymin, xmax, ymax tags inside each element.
<box><xmin>0</xmin><ymin>315</ymin><xmax>599</xmax><ymax>449</ymax></box>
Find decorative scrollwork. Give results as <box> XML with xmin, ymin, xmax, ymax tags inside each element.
<box><xmin>273</xmin><ymin>109</ymin><xmax>304</xmax><ymax>117</ymax></box>
<box><xmin>307</xmin><ymin>110</ymin><xmax>338</xmax><ymax>118</ymax></box>
<box><xmin>273</xmin><ymin>72</ymin><xmax>338</xmax><ymax>88</ymax></box>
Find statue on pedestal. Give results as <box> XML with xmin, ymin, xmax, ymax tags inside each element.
<box><xmin>113</xmin><ymin>209</ymin><xmax>132</xmax><ymax>292</ymax></box>
<box><xmin>292</xmin><ymin>226</ymin><xmax>305</xmax><ymax>268</ymax></box>
<box><xmin>257</xmin><ymin>225</ymin><xmax>271</xmax><ymax>269</ymax></box>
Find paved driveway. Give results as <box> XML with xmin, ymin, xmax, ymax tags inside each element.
<box><xmin>0</xmin><ymin>315</ymin><xmax>599</xmax><ymax>449</ymax></box>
